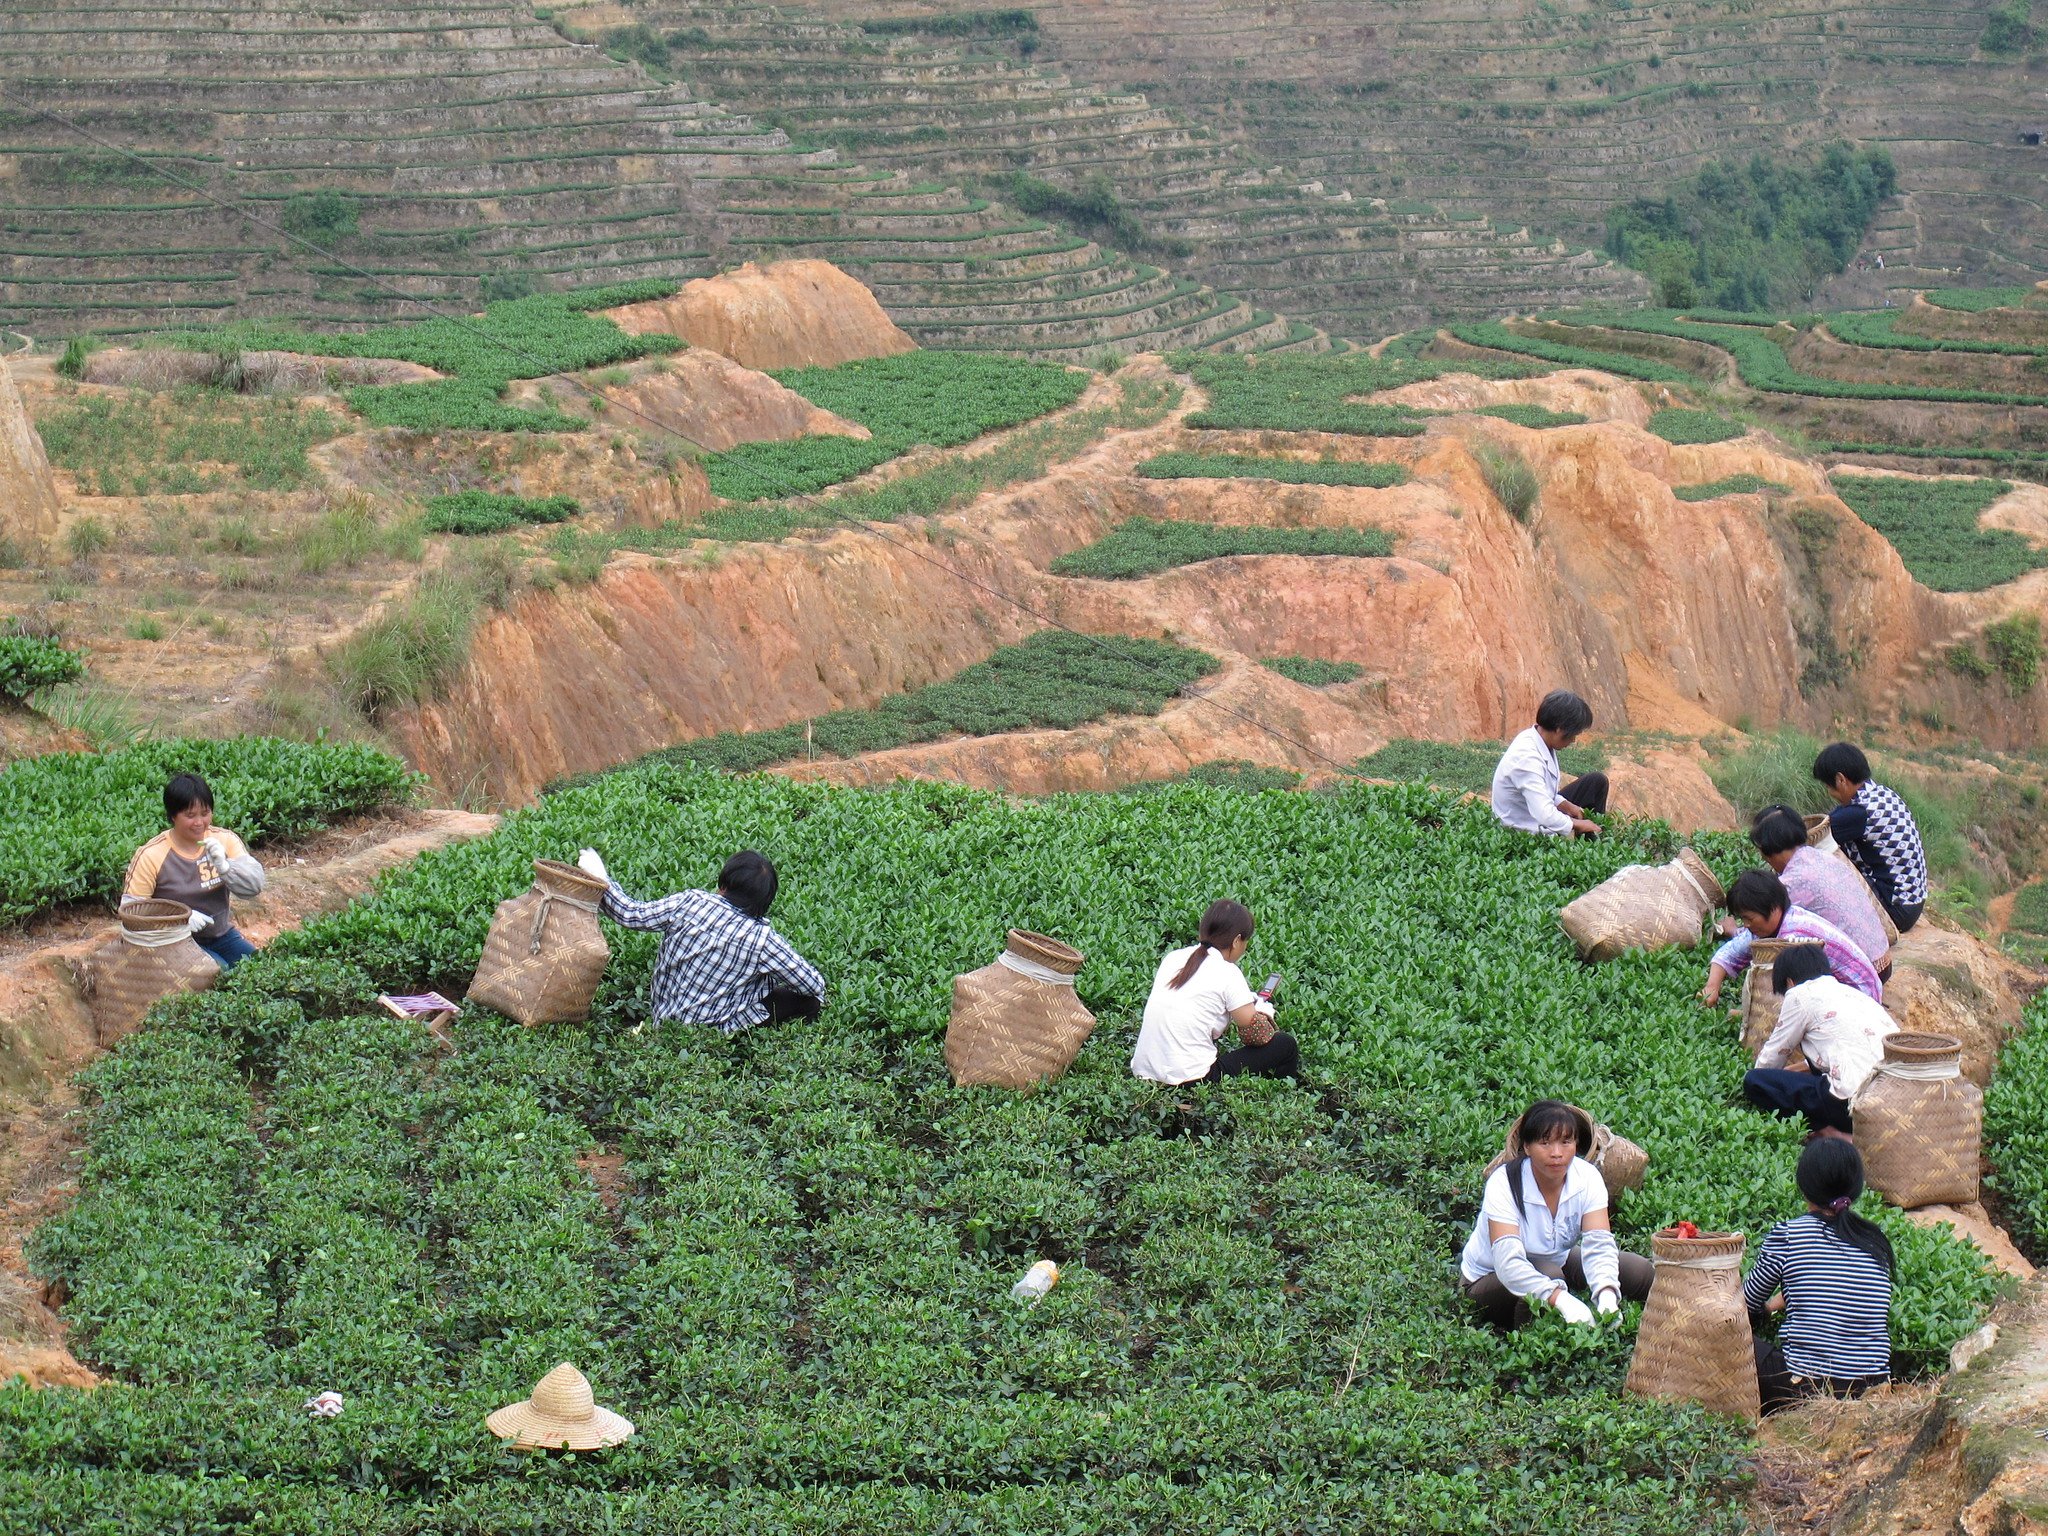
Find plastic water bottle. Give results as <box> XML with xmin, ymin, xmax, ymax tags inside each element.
<box><xmin>1010</xmin><ymin>1259</ymin><xmax>1059</xmax><ymax>1302</ymax></box>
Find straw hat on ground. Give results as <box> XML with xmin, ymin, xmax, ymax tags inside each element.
<box><xmin>486</xmin><ymin>1363</ymin><xmax>634</xmax><ymax>1450</ymax></box>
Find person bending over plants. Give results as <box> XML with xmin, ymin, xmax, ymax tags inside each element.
<box><xmin>1813</xmin><ymin>742</ymin><xmax>1927</xmax><ymax>935</ymax></box>
<box><xmin>1742</xmin><ymin>945</ymin><xmax>1898</xmax><ymax>1138</ymax></box>
<box><xmin>122</xmin><ymin>772</ymin><xmax>267</xmax><ymax>968</ymax></box>
<box><xmin>1490</xmin><ymin>689</ymin><xmax>1607</xmax><ymax>839</ymax></box>
<box><xmin>576</xmin><ymin>847</ymin><xmax>824</xmax><ymax>1034</ymax></box>
<box><xmin>1744</xmin><ymin>1137</ymin><xmax>1894</xmax><ymax>1414</ymax></box>
<box><xmin>1130</xmin><ymin>899</ymin><xmax>1298</xmax><ymax>1085</ymax></box>
<box><xmin>1700</xmin><ymin>869</ymin><xmax>1883</xmax><ymax>1007</ymax></box>
<box><xmin>1736</xmin><ymin>805</ymin><xmax>1892</xmax><ymax>981</ymax></box>
<box><xmin>1458</xmin><ymin>1099</ymin><xmax>1652</xmax><ymax>1329</ymax></box>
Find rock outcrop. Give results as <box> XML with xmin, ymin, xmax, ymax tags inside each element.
<box><xmin>0</xmin><ymin>359</ymin><xmax>59</xmax><ymax>549</ymax></box>
<box><xmin>605</xmin><ymin>259</ymin><xmax>917</xmax><ymax>371</ymax></box>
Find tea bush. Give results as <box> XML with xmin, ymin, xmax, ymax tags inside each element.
<box><xmin>1986</xmin><ymin>990</ymin><xmax>2048</xmax><ymax>1258</ymax></box>
<box><xmin>1824</xmin><ymin>310</ymin><xmax>2045</xmax><ymax>358</ymax></box>
<box><xmin>0</xmin><ymin>632</ymin><xmax>86</xmax><ymax>699</ymax></box>
<box><xmin>1354</xmin><ymin>737</ymin><xmax>1605</xmax><ymax>794</ymax></box>
<box><xmin>1175</xmin><ymin>350</ymin><xmax>1528</xmax><ymax>435</ymax></box>
<box><xmin>1828</xmin><ymin>474</ymin><xmax>2045</xmax><ymax>592</ymax></box>
<box><xmin>1648</xmin><ymin>409</ymin><xmax>1746</xmax><ymax>446</ymax></box>
<box><xmin>1925</xmin><ymin>287</ymin><xmax>2034</xmax><ymax>314</ymax></box>
<box><xmin>424</xmin><ymin>491</ymin><xmax>580</xmax><ymax>536</ymax></box>
<box><xmin>1446</xmin><ymin>323</ymin><xmax>1696</xmax><ymax>384</ymax></box>
<box><xmin>35</xmin><ymin>390</ymin><xmax>343</xmax><ymax>495</ymax></box>
<box><xmin>8</xmin><ymin>767</ymin><xmax>2008</xmax><ymax>1531</ymax></box>
<box><xmin>0</xmin><ymin>738</ymin><xmax>416</xmax><ymax>925</ymax></box>
<box><xmin>1051</xmin><ymin>518</ymin><xmax>1395</xmax><ymax>579</ymax></box>
<box><xmin>1137</xmin><ymin>452</ymin><xmax>1409</xmax><ymax>487</ymax></box>
<box><xmin>1474</xmin><ymin>404</ymin><xmax>1587</xmax><ymax>429</ymax></box>
<box><xmin>1261</xmin><ymin>656</ymin><xmax>1363</xmax><ymax>687</ymax></box>
<box><xmin>1672</xmin><ymin>475</ymin><xmax>1788</xmax><ymax>502</ymax></box>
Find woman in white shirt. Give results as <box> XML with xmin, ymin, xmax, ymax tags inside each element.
<box><xmin>1460</xmin><ymin>1100</ymin><xmax>1654</xmax><ymax>1328</ymax></box>
<box><xmin>1742</xmin><ymin>944</ymin><xmax>1898</xmax><ymax>1137</ymax></box>
<box><xmin>1130</xmin><ymin>900</ymin><xmax>1299</xmax><ymax>1085</ymax></box>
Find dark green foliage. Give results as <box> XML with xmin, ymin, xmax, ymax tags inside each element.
<box><xmin>0</xmin><ymin>739</ymin><xmax>415</xmax><ymax>926</ymax></box>
<box><xmin>1983</xmin><ymin>0</ymin><xmax>2036</xmax><ymax>54</ymax></box>
<box><xmin>994</xmin><ymin>172</ymin><xmax>1179</xmax><ymax>255</ymax></box>
<box><xmin>279</xmin><ymin>191</ymin><xmax>358</xmax><ymax>244</ymax></box>
<box><xmin>1136</xmin><ymin>452</ymin><xmax>1409</xmax><ymax>488</ymax></box>
<box><xmin>1987</xmin><ymin>990</ymin><xmax>2048</xmax><ymax>1258</ymax></box>
<box><xmin>0</xmin><ymin>632</ymin><xmax>86</xmax><ymax>700</ymax></box>
<box><xmin>1261</xmin><ymin>656</ymin><xmax>1364</xmax><ymax>687</ymax></box>
<box><xmin>561</xmin><ymin>279</ymin><xmax>684</xmax><ymax>312</ymax></box>
<box><xmin>1830</xmin><ymin>474</ymin><xmax>2045</xmax><ymax>592</ymax></box>
<box><xmin>1673</xmin><ymin>475</ymin><xmax>1789</xmax><ymax>501</ymax></box>
<box><xmin>1925</xmin><ymin>287</ymin><xmax>2034</xmax><ymax>314</ymax></box>
<box><xmin>865</xmin><ymin>8</ymin><xmax>1039</xmax><ymax>38</ymax></box>
<box><xmin>1353</xmin><ymin>737</ymin><xmax>1605</xmax><ymax>794</ymax></box>
<box><xmin>1605</xmin><ymin>145</ymin><xmax>1897</xmax><ymax>311</ymax></box>
<box><xmin>423</xmin><ymin>491</ymin><xmax>579</xmax><ymax>535</ymax></box>
<box><xmin>564</xmin><ymin>631</ymin><xmax>1219</xmax><ymax>784</ymax></box>
<box><xmin>1648</xmin><ymin>409</ymin><xmax>1746</xmax><ymax>445</ymax></box>
<box><xmin>2010</xmin><ymin>882</ymin><xmax>2048</xmax><ymax>937</ymax></box>
<box><xmin>1176</xmin><ymin>351</ymin><xmax>1530</xmax><ymax>435</ymax></box>
<box><xmin>1982</xmin><ymin>614</ymin><xmax>2044</xmax><ymax>694</ymax></box>
<box><xmin>1824</xmin><ymin>310</ymin><xmax>2047</xmax><ymax>358</ymax></box>
<box><xmin>1050</xmin><ymin>518</ymin><xmax>1394</xmax><ymax>579</ymax></box>
<box><xmin>704</xmin><ymin>353</ymin><xmax>1087</xmax><ymax>501</ymax></box>
<box><xmin>1474</xmin><ymin>404</ymin><xmax>1587</xmax><ymax>429</ymax></box>
<box><xmin>55</xmin><ymin>334</ymin><xmax>96</xmax><ymax>380</ymax></box>
<box><xmin>1447</xmin><ymin>323</ymin><xmax>1696</xmax><ymax>383</ymax></box>
<box><xmin>603</xmin><ymin>23</ymin><xmax>673</xmax><ymax>73</ymax></box>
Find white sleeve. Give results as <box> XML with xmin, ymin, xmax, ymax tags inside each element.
<box><xmin>1754</xmin><ymin>988</ymin><xmax>1808</xmax><ymax>1071</ymax></box>
<box><xmin>1217</xmin><ymin>962</ymin><xmax>1256</xmax><ymax>1014</ymax></box>
<box><xmin>1481</xmin><ymin>1168</ymin><xmax>1559</xmax><ymax>1299</ymax></box>
<box><xmin>222</xmin><ymin>853</ymin><xmax>266</xmax><ymax>898</ymax></box>
<box><xmin>1580</xmin><ymin>1227</ymin><xmax>1620</xmax><ymax>1297</ymax></box>
<box><xmin>1510</xmin><ymin>752</ymin><xmax>1574</xmax><ymax>835</ymax></box>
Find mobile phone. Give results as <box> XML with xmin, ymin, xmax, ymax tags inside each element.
<box><xmin>1259</xmin><ymin>973</ymin><xmax>1282</xmax><ymax>1000</ymax></box>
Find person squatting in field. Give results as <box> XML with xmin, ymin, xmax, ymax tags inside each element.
<box><xmin>1814</xmin><ymin>742</ymin><xmax>1927</xmax><ymax>935</ymax></box>
<box><xmin>1458</xmin><ymin>1100</ymin><xmax>1654</xmax><ymax>1329</ymax></box>
<box><xmin>123</xmin><ymin>772</ymin><xmax>267</xmax><ymax>968</ymax></box>
<box><xmin>1700</xmin><ymin>868</ymin><xmax>1884</xmax><ymax>1007</ymax></box>
<box><xmin>1491</xmin><ymin>690</ymin><xmax>1609</xmax><ymax>840</ymax></box>
<box><xmin>1745</xmin><ymin>1138</ymin><xmax>1894</xmax><ymax>1414</ymax></box>
<box><xmin>1742</xmin><ymin>945</ymin><xmax>1899</xmax><ymax>1138</ymax></box>
<box><xmin>1741</xmin><ymin>805</ymin><xmax>1893</xmax><ymax>982</ymax></box>
<box><xmin>1129</xmin><ymin>898</ymin><xmax>1299</xmax><ymax>1086</ymax></box>
<box><xmin>577</xmin><ymin>847</ymin><xmax>824</xmax><ymax>1033</ymax></box>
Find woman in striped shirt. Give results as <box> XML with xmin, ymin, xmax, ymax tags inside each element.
<box><xmin>1744</xmin><ymin>1138</ymin><xmax>1894</xmax><ymax>1414</ymax></box>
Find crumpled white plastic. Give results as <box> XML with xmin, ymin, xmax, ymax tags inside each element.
<box><xmin>303</xmin><ymin>1391</ymin><xmax>345</xmax><ymax>1418</ymax></box>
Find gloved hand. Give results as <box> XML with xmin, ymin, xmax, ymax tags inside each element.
<box><xmin>1253</xmin><ymin>999</ymin><xmax>1277</xmax><ymax>1019</ymax></box>
<box><xmin>1552</xmin><ymin>1291</ymin><xmax>1595</xmax><ymax>1326</ymax></box>
<box><xmin>185</xmin><ymin>910</ymin><xmax>211</xmax><ymax>935</ymax></box>
<box><xmin>1595</xmin><ymin>1287</ymin><xmax>1622</xmax><ymax>1317</ymax></box>
<box><xmin>576</xmin><ymin>848</ymin><xmax>609</xmax><ymax>884</ymax></box>
<box><xmin>201</xmin><ymin>836</ymin><xmax>225</xmax><ymax>865</ymax></box>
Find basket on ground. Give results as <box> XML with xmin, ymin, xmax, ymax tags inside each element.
<box><xmin>1853</xmin><ymin>1032</ymin><xmax>1981</xmax><ymax>1209</ymax></box>
<box><xmin>467</xmin><ymin>859</ymin><xmax>610</xmax><ymax>1026</ymax></box>
<box><xmin>1484</xmin><ymin>1102</ymin><xmax>1648</xmax><ymax>1192</ymax></box>
<box><xmin>1625</xmin><ymin>1229</ymin><xmax>1759</xmax><ymax>1422</ymax></box>
<box><xmin>80</xmin><ymin>899</ymin><xmax>219</xmax><ymax>1045</ymax></box>
<box><xmin>1558</xmin><ymin>848</ymin><xmax>1723</xmax><ymax>963</ymax></box>
<box><xmin>946</xmin><ymin>930</ymin><xmax>1096</xmax><ymax>1089</ymax></box>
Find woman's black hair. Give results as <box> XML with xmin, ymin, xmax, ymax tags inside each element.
<box><xmin>1534</xmin><ymin>690</ymin><xmax>1594</xmax><ymax>736</ymax></box>
<box><xmin>1505</xmin><ymin>1100</ymin><xmax>1594</xmax><ymax>1221</ymax></box>
<box><xmin>718</xmin><ymin>850</ymin><xmax>779</xmax><ymax>919</ymax></box>
<box><xmin>1750</xmin><ymin>805</ymin><xmax>1810</xmax><ymax>860</ymax></box>
<box><xmin>1812</xmin><ymin>742</ymin><xmax>1872</xmax><ymax>788</ymax></box>
<box><xmin>1726</xmin><ymin>868</ymin><xmax>1790</xmax><ymax>923</ymax></box>
<box><xmin>164</xmin><ymin>773</ymin><xmax>214</xmax><ymax>822</ymax></box>
<box><xmin>1168</xmin><ymin>899</ymin><xmax>1255</xmax><ymax>990</ymax></box>
<box><xmin>1771</xmin><ymin>943</ymin><xmax>1832</xmax><ymax>995</ymax></box>
<box><xmin>1795</xmin><ymin>1138</ymin><xmax>1894</xmax><ymax>1275</ymax></box>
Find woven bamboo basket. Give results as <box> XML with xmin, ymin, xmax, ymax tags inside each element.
<box><xmin>1854</xmin><ymin>1032</ymin><xmax>1981</xmax><ymax>1209</ymax></box>
<box><xmin>1803</xmin><ymin>813</ymin><xmax>1835</xmax><ymax>852</ymax></box>
<box><xmin>945</xmin><ymin>930</ymin><xmax>1096</xmax><ymax>1089</ymax></box>
<box><xmin>1558</xmin><ymin>848</ymin><xmax>1725</xmax><ymax>963</ymax></box>
<box><xmin>467</xmin><ymin>860</ymin><xmax>610</xmax><ymax>1026</ymax></box>
<box><xmin>1625</xmin><ymin>1229</ymin><xmax>1759</xmax><ymax>1422</ymax></box>
<box><xmin>1738</xmin><ymin>939</ymin><xmax>1823</xmax><ymax>1055</ymax></box>
<box><xmin>80</xmin><ymin>899</ymin><xmax>219</xmax><ymax>1045</ymax></box>
<box><xmin>1803</xmin><ymin>815</ymin><xmax>1899</xmax><ymax>946</ymax></box>
<box><xmin>1484</xmin><ymin>1103</ymin><xmax>1649</xmax><ymax>1193</ymax></box>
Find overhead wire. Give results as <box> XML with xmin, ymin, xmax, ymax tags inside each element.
<box><xmin>0</xmin><ymin>80</ymin><xmax>1362</xmax><ymax>776</ymax></box>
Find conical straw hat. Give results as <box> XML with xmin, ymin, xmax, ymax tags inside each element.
<box><xmin>486</xmin><ymin>1363</ymin><xmax>634</xmax><ymax>1450</ymax></box>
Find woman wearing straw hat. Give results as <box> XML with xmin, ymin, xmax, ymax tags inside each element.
<box><xmin>1743</xmin><ymin>1139</ymin><xmax>1894</xmax><ymax>1414</ymax></box>
<box><xmin>1459</xmin><ymin>1100</ymin><xmax>1653</xmax><ymax>1329</ymax></box>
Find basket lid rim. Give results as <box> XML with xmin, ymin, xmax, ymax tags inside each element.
<box><xmin>1005</xmin><ymin>928</ymin><xmax>1083</xmax><ymax>973</ymax></box>
<box><xmin>1883</xmin><ymin>1031</ymin><xmax>1962</xmax><ymax>1059</ymax></box>
<box><xmin>1651</xmin><ymin>1229</ymin><xmax>1745</xmax><ymax>1254</ymax></box>
<box><xmin>120</xmin><ymin>898</ymin><xmax>194</xmax><ymax>929</ymax></box>
<box><xmin>533</xmin><ymin>858</ymin><xmax>608</xmax><ymax>895</ymax></box>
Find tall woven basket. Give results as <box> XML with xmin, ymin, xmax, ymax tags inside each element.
<box><xmin>1625</xmin><ymin>1229</ymin><xmax>1759</xmax><ymax>1423</ymax></box>
<box><xmin>80</xmin><ymin>899</ymin><xmax>219</xmax><ymax>1045</ymax></box>
<box><xmin>1484</xmin><ymin>1103</ymin><xmax>1649</xmax><ymax>1193</ymax></box>
<box><xmin>1853</xmin><ymin>1032</ymin><xmax>1981</xmax><ymax>1209</ymax></box>
<box><xmin>1558</xmin><ymin>848</ymin><xmax>1724</xmax><ymax>963</ymax></box>
<box><xmin>1738</xmin><ymin>939</ymin><xmax>1822</xmax><ymax>1055</ymax></box>
<box><xmin>1803</xmin><ymin>813</ymin><xmax>1835</xmax><ymax>852</ymax></box>
<box><xmin>467</xmin><ymin>859</ymin><xmax>610</xmax><ymax>1026</ymax></box>
<box><xmin>946</xmin><ymin>930</ymin><xmax>1096</xmax><ymax>1089</ymax></box>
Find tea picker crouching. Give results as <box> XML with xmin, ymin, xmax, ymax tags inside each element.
<box><xmin>1491</xmin><ymin>689</ymin><xmax>1609</xmax><ymax>840</ymax></box>
<box><xmin>1130</xmin><ymin>899</ymin><xmax>1298</xmax><ymax>1085</ymax></box>
<box><xmin>1460</xmin><ymin>1100</ymin><xmax>1653</xmax><ymax>1329</ymax></box>
<box><xmin>1700</xmin><ymin>869</ymin><xmax>1884</xmax><ymax>1007</ymax></box>
<box><xmin>122</xmin><ymin>773</ymin><xmax>267</xmax><ymax>969</ymax></box>
<box><xmin>1742</xmin><ymin>946</ymin><xmax>1897</xmax><ymax>1138</ymax></box>
<box><xmin>579</xmin><ymin>848</ymin><xmax>824</xmax><ymax>1033</ymax></box>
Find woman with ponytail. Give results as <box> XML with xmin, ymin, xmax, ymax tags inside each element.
<box><xmin>1744</xmin><ymin>1138</ymin><xmax>1895</xmax><ymax>1413</ymax></box>
<box><xmin>1130</xmin><ymin>900</ymin><xmax>1299</xmax><ymax>1085</ymax></box>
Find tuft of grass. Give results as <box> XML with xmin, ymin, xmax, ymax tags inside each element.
<box><xmin>64</xmin><ymin>518</ymin><xmax>112</xmax><ymax>560</ymax></box>
<box><xmin>291</xmin><ymin>494</ymin><xmax>422</xmax><ymax>576</ymax></box>
<box><xmin>25</xmin><ymin>683</ymin><xmax>146</xmax><ymax>748</ymax></box>
<box><xmin>1261</xmin><ymin>655</ymin><xmax>1364</xmax><ymax>687</ymax></box>
<box><xmin>325</xmin><ymin>572</ymin><xmax>482</xmax><ymax>721</ymax></box>
<box><xmin>125</xmin><ymin>617</ymin><xmax>165</xmax><ymax>642</ymax></box>
<box><xmin>1051</xmin><ymin>518</ymin><xmax>1394</xmax><ymax>580</ymax></box>
<box><xmin>1473</xmin><ymin>440</ymin><xmax>1539</xmax><ymax>521</ymax></box>
<box><xmin>1648</xmin><ymin>408</ymin><xmax>1746</xmax><ymax>445</ymax></box>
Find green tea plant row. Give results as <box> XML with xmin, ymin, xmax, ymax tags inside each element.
<box><xmin>702</xmin><ymin>353</ymin><xmax>1088</xmax><ymax>502</ymax></box>
<box><xmin>1445</xmin><ymin>323</ymin><xmax>1696</xmax><ymax>385</ymax></box>
<box><xmin>0</xmin><ymin>632</ymin><xmax>86</xmax><ymax>700</ymax></box>
<box><xmin>1648</xmin><ymin>409</ymin><xmax>1746</xmax><ymax>446</ymax></box>
<box><xmin>549</xmin><ymin>631</ymin><xmax>1219</xmax><ymax>788</ymax></box>
<box><xmin>1673</xmin><ymin>475</ymin><xmax>1789</xmax><ymax>502</ymax></box>
<box><xmin>423</xmin><ymin>491</ymin><xmax>580</xmax><ymax>536</ymax></box>
<box><xmin>1474</xmin><ymin>404</ymin><xmax>1587</xmax><ymax>429</ymax></box>
<box><xmin>1262</xmin><ymin>656</ymin><xmax>1363</xmax><ymax>687</ymax></box>
<box><xmin>1823</xmin><ymin>310</ymin><xmax>2047</xmax><ymax>358</ymax></box>
<box><xmin>1173</xmin><ymin>350</ymin><xmax>1529</xmax><ymax>437</ymax></box>
<box><xmin>0</xmin><ymin>738</ymin><xmax>417</xmax><ymax>926</ymax></box>
<box><xmin>1986</xmin><ymin>989</ymin><xmax>2048</xmax><ymax>1260</ymax></box>
<box><xmin>1828</xmin><ymin>474</ymin><xmax>2045</xmax><ymax>593</ymax></box>
<box><xmin>5</xmin><ymin>767</ymin><xmax>2010</xmax><ymax>1532</ymax></box>
<box><xmin>1819</xmin><ymin>442</ymin><xmax>2048</xmax><ymax>474</ymax></box>
<box><xmin>1050</xmin><ymin>518</ymin><xmax>1395</xmax><ymax>580</ymax></box>
<box><xmin>1926</xmin><ymin>287</ymin><xmax>2036</xmax><ymax>314</ymax></box>
<box><xmin>1136</xmin><ymin>452</ymin><xmax>1410</xmax><ymax>488</ymax></box>
<box><xmin>35</xmin><ymin>390</ymin><xmax>343</xmax><ymax>496</ymax></box>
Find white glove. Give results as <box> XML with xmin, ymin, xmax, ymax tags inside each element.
<box><xmin>1553</xmin><ymin>1291</ymin><xmax>1595</xmax><ymax>1326</ymax></box>
<box><xmin>1595</xmin><ymin>1287</ymin><xmax>1622</xmax><ymax>1317</ymax></box>
<box><xmin>185</xmin><ymin>910</ymin><xmax>211</xmax><ymax>935</ymax></box>
<box><xmin>1253</xmin><ymin>999</ymin><xmax>1276</xmax><ymax>1019</ymax></box>
<box><xmin>576</xmin><ymin>848</ymin><xmax>609</xmax><ymax>884</ymax></box>
<box><xmin>201</xmin><ymin>836</ymin><xmax>225</xmax><ymax>865</ymax></box>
